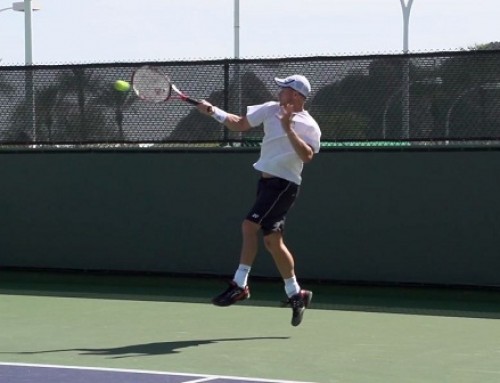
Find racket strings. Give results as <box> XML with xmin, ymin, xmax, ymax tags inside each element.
<box><xmin>133</xmin><ymin>68</ymin><xmax>171</xmax><ymax>102</ymax></box>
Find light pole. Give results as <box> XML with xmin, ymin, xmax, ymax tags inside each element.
<box><xmin>400</xmin><ymin>0</ymin><xmax>413</xmax><ymax>54</ymax></box>
<box><xmin>232</xmin><ymin>0</ymin><xmax>242</xmax><ymax>146</ymax></box>
<box><xmin>234</xmin><ymin>0</ymin><xmax>239</xmax><ymax>59</ymax></box>
<box><xmin>12</xmin><ymin>1</ymin><xmax>41</xmax><ymax>65</ymax></box>
<box><xmin>400</xmin><ymin>0</ymin><xmax>414</xmax><ymax>139</ymax></box>
<box><xmin>11</xmin><ymin>1</ymin><xmax>41</xmax><ymax>143</ymax></box>
<box><xmin>1</xmin><ymin>2</ymin><xmax>40</xmax><ymax>64</ymax></box>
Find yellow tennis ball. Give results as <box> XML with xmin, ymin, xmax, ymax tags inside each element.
<box><xmin>114</xmin><ymin>80</ymin><xmax>130</xmax><ymax>92</ymax></box>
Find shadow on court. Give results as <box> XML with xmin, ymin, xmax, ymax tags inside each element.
<box><xmin>3</xmin><ymin>337</ymin><xmax>290</xmax><ymax>359</ymax></box>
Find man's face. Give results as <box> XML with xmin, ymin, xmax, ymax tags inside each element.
<box><xmin>278</xmin><ymin>87</ymin><xmax>297</xmax><ymax>105</ymax></box>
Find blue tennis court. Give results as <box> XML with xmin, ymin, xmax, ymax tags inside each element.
<box><xmin>0</xmin><ymin>363</ymin><xmax>313</xmax><ymax>383</ymax></box>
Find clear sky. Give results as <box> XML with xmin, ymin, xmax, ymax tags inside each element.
<box><xmin>1</xmin><ymin>0</ymin><xmax>499</xmax><ymax>66</ymax></box>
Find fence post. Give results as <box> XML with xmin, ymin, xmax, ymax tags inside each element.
<box><xmin>223</xmin><ymin>60</ymin><xmax>230</xmax><ymax>143</ymax></box>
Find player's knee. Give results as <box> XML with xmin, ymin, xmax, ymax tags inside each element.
<box><xmin>263</xmin><ymin>233</ymin><xmax>281</xmax><ymax>252</ymax></box>
<box><xmin>241</xmin><ymin>219</ymin><xmax>259</xmax><ymax>237</ymax></box>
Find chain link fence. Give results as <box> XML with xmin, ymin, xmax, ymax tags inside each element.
<box><xmin>1</xmin><ymin>50</ymin><xmax>500</xmax><ymax>148</ymax></box>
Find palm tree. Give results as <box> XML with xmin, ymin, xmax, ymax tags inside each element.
<box><xmin>0</xmin><ymin>74</ymin><xmax>14</xmax><ymax>93</ymax></box>
<box><xmin>34</xmin><ymin>85</ymin><xmax>60</xmax><ymax>142</ymax></box>
<box><xmin>93</xmin><ymin>87</ymin><xmax>137</xmax><ymax>141</ymax></box>
<box><xmin>0</xmin><ymin>72</ymin><xmax>15</xmax><ymax>143</ymax></box>
<box><xmin>55</xmin><ymin>67</ymin><xmax>107</xmax><ymax>142</ymax></box>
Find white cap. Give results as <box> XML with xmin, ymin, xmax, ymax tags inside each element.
<box><xmin>274</xmin><ymin>75</ymin><xmax>311</xmax><ymax>98</ymax></box>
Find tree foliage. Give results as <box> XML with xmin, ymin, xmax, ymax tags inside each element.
<box><xmin>2</xmin><ymin>47</ymin><xmax>500</xmax><ymax>145</ymax></box>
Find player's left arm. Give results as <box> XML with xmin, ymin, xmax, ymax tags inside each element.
<box><xmin>285</xmin><ymin>128</ymin><xmax>315</xmax><ymax>163</ymax></box>
<box><xmin>280</xmin><ymin>105</ymin><xmax>315</xmax><ymax>163</ymax></box>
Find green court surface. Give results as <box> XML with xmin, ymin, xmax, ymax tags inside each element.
<box><xmin>1</xmin><ymin>270</ymin><xmax>500</xmax><ymax>383</ymax></box>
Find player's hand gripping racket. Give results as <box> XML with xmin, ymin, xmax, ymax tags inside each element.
<box><xmin>131</xmin><ymin>65</ymin><xmax>200</xmax><ymax>105</ymax></box>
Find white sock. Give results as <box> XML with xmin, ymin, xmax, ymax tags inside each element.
<box><xmin>233</xmin><ymin>264</ymin><xmax>251</xmax><ymax>288</ymax></box>
<box><xmin>284</xmin><ymin>276</ymin><xmax>301</xmax><ymax>298</ymax></box>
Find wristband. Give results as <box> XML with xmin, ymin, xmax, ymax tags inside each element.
<box><xmin>211</xmin><ymin>106</ymin><xmax>228</xmax><ymax>123</ymax></box>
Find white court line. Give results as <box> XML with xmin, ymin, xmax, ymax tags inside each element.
<box><xmin>0</xmin><ymin>362</ymin><xmax>317</xmax><ymax>383</ymax></box>
<box><xmin>184</xmin><ymin>377</ymin><xmax>218</xmax><ymax>383</ymax></box>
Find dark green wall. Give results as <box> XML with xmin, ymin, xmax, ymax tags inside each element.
<box><xmin>1</xmin><ymin>149</ymin><xmax>500</xmax><ymax>286</ymax></box>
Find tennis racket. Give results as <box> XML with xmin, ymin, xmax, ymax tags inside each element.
<box><xmin>131</xmin><ymin>65</ymin><xmax>200</xmax><ymax>105</ymax></box>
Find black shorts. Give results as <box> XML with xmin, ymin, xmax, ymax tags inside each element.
<box><xmin>245</xmin><ymin>177</ymin><xmax>300</xmax><ymax>236</ymax></box>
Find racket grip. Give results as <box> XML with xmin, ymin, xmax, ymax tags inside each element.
<box><xmin>184</xmin><ymin>97</ymin><xmax>200</xmax><ymax>106</ymax></box>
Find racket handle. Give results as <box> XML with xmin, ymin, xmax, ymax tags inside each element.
<box><xmin>183</xmin><ymin>97</ymin><xmax>200</xmax><ymax>106</ymax></box>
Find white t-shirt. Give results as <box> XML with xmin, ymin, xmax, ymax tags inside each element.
<box><xmin>246</xmin><ymin>101</ymin><xmax>321</xmax><ymax>185</ymax></box>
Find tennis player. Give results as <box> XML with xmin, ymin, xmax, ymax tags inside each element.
<box><xmin>196</xmin><ymin>75</ymin><xmax>321</xmax><ymax>326</ymax></box>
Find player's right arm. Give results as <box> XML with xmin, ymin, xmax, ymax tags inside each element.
<box><xmin>196</xmin><ymin>100</ymin><xmax>251</xmax><ymax>132</ymax></box>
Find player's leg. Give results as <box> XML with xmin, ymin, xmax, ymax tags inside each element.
<box><xmin>211</xmin><ymin>219</ymin><xmax>257</xmax><ymax>307</ymax></box>
<box><xmin>263</xmin><ymin>232</ymin><xmax>295</xmax><ymax>280</ymax></box>
<box><xmin>239</xmin><ymin>219</ymin><xmax>260</xmax><ymax>269</ymax></box>
<box><xmin>211</xmin><ymin>178</ymin><xmax>264</xmax><ymax>307</ymax></box>
<box><xmin>263</xmin><ymin>232</ymin><xmax>312</xmax><ymax>326</ymax></box>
